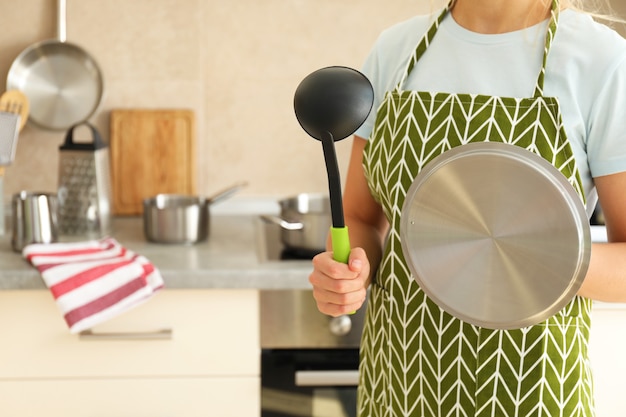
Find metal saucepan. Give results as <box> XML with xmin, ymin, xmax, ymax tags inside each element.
<box><xmin>143</xmin><ymin>182</ymin><xmax>247</xmax><ymax>244</ymax></box>
<box><xmin>260</xmin><ymin>193</ymin><xmax>331</xmax><ymax>253</ymax></box>
<box><xmin>6</xmin><ymin>0</ymin><xmax>104</xmax><ymax>131</ymax></box>
<box><xmin>400</xmin><ymin>142</ymin><xmax>591</xmax><ymax>329</ymax></box>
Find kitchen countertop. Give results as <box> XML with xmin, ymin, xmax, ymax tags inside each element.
<box><xmin>0</xmin><ymin>214</ymin><xmax>315</xmax><ymax>290</ymax></box>
<box><xmin>1</xmin><ymin>213</ymin><xmax>623</xmax><ymax>311</ymax></box>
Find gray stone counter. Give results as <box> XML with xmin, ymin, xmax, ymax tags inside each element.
<box><xmin>0</xmin><ymin>215</ymin><xmax>314</xmax><ymax>290</ymax></box>
<box><xmin>3</xmin><ymin>217</ymin><xmax>623</xmax><ymax>311</ymax></box>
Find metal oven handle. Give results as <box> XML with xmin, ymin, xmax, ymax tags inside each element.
<box><xmin>295</xmin><ymin>370</ymin><xmax>359</xmax><ymax>387</ymax></box>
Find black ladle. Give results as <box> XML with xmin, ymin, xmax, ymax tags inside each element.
<box><xmin>293</xmin><ymin>66</ymin><xmax>374</xmax><ymax>264</ymax></box>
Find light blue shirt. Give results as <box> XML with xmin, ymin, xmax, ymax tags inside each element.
<box><xmin>356</xmin><ymin>9</ymin><xmax>626</xmax><ymax>212</ymax></box>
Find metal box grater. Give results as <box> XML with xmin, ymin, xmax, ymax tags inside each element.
<box><xmin>57</xmin><ymin>122</ymin><xmax>112</xmax><ymax>237</ymax></box>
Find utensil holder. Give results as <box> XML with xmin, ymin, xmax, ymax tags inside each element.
<box><xmin>11</xmin><ymin>191</ymin><xmax>59</xmax><ymax>252</ymax></box>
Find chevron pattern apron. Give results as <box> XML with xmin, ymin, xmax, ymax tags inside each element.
<box><xmin>359</xmin><ymin>1</ymin><xmax>594</xmax><ymax>416</ymax></box>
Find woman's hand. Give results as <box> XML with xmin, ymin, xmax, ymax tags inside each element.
<box><xmin>307</xmin><ymin>135</ymin><xmax>386</xmax><ymax>316</ymax></box>
<box><xmin>578</xmin><ymin>171</ymin><xmax>626</xmax><ymax>302</ymax></box>
<box><xmin>309</xmin><ymin>247</ymin><xmax>370</xmax><ymax>317</ymax></box>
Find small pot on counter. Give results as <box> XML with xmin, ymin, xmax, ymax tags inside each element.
<box><xmin>261</xmin><ymin>193</ymin><xmax>331</xmax><ymax>253</ymax></box>
<box><xmin>143</xmin><ymin>182</ymin><xmax>246</xmax><ymax>244</ymax></box>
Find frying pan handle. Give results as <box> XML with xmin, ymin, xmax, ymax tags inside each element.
<box><xmin>330</xmin><ymin>226</ymin><xmax>350</xmax><ymax>264</ymax></box>
<box><xmin>57</xmin><ymin>0</ymin><xmax>67</xmax><ymax>42</ymax></box>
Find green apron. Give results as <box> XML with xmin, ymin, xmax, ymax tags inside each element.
<box><xmin>360</xmin><ymin>1</ymin><xmax>594</xmax><ymax>416</ymax></box>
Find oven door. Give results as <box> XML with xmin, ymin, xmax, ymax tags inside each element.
<box><xmin>261</xmin><ymin>348</ymin><xmax>359</xmax><ymax>417</ymax></box>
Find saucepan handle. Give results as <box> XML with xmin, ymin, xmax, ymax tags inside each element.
<box><xmin>259</xmin><ymin>214</ymin><xmax>304</xmax><ymax>231</ymax></box>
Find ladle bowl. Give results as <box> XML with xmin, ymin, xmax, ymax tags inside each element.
<box><xmin>294</xmin><ymin>66</ymin><xmax>374</xmax><ymax>142</ymax></box>
<box><xmin>293</xmin><ymin>66</ymin><xmax>374</xmax><ymax>267</ymax></box>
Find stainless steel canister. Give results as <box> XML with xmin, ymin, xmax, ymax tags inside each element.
<box><xmin>11</xmin><ymin>191</ymin><xmax>59</xmax><ymax>252</ymax></box>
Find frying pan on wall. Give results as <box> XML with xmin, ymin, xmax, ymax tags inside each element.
<box><xmin>400</xmin><ymin>142</ymin><xmax>591</xmax><ymax>329</ymax></box>
<box><xmin>6</xmin><ymin>0</ymin><xmax>104</xmax><ymax>131</ymax></box>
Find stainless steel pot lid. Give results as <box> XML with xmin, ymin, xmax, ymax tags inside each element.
<box><xmin>400</xmin><ymin>142</ymin><xmax>591</xmax><ymax>329</ymax></box>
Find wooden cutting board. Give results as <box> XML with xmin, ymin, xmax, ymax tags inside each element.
<box><xmin>110</xmin><ymin>109</ymin><xmax>197</xmax><ymax>215</ymax></box>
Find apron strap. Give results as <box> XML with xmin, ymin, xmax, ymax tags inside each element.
<box><xmin>534</xmin><ymin>0</ymin><xmax>560</xmax><ymax>97</ymax></box>
<box><xmin>394</xmin><ymin>3</ymin><xmax>451</xmax><ymax>92</ymax></box>
<box><xmin>396</xmin><ymin>0</ymin><xmax>560</xmax><ymax>98</ymax></box>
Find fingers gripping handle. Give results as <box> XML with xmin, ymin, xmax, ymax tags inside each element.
<box><xmin>331</xmin><ymin>226</ymin><xmax>350</xmax><ymax>264</ymax></box>
<box><xmin>330</xmin><ymin>226</ymin><xmax>357</xmax><ymax>314</ymax></box>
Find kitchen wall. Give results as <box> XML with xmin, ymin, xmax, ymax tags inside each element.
<box><xmin>1</xmin><ymin>1</ymin><xmax>624</xmax><ymax>206</ymax></box>
<box><xmin>611</xmin><ymin>0</ymin><xmax>626</xmax><ymax>32</ymax></box>
<box><xmin>0</xmin><ymin>0</ymin><xmax>442</xmax><ymax>204</ymax></box>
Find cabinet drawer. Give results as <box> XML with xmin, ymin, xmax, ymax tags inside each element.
<box><xmin>0</xmin><ymin>289</ymin><xmax>259</xmax><ymax>378</ymax></box>
<box><xmin>0</xmin><ymin>377</ymin><xmax>260</xmax><ymax>416</ymax></box>
<box><xmin>589</xmin><ymin>307</ymin><xmax>626</xmax><ymax>417</ymax></box>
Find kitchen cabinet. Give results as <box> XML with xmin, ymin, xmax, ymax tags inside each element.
<box><xmin>589</xmin><ymin>304</ymin><xmax>626</xmax><ymax>417</ymax></box>
<box><xmin>0</xmin><ymin>289</ymin><xmax>260</xmax><ymax>416</ymax></box>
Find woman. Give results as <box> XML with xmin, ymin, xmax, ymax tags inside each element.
<box><xmin>308</xmin><ymin>0</ymin><xmax>626</xmax><ymax>415</ymax></box>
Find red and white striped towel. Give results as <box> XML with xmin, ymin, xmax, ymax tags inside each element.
<box><xmin>23</xmin><ymin>237</ymin><xmax>164</xmax><ymax>334</ymax></box>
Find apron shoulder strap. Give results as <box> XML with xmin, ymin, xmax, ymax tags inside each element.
<box><xmin>394</xmin><ymin>4</ymin><xmax>451</xmax><ymax>92</ymax></box>
<box><xmin>534</xmin><ymin>2</ymin><xmax>560</xmax><ymax>97</ymax></box>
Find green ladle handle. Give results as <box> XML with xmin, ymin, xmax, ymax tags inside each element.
<box><xmin>331</xmin><ymin>226</ymin><xmax>350</xmax><ymax>264</ymax></box>
<box><xmin>330</xmin><ymin>226</ymin><xmax>357</xmax><ymax>315</ymax></box>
